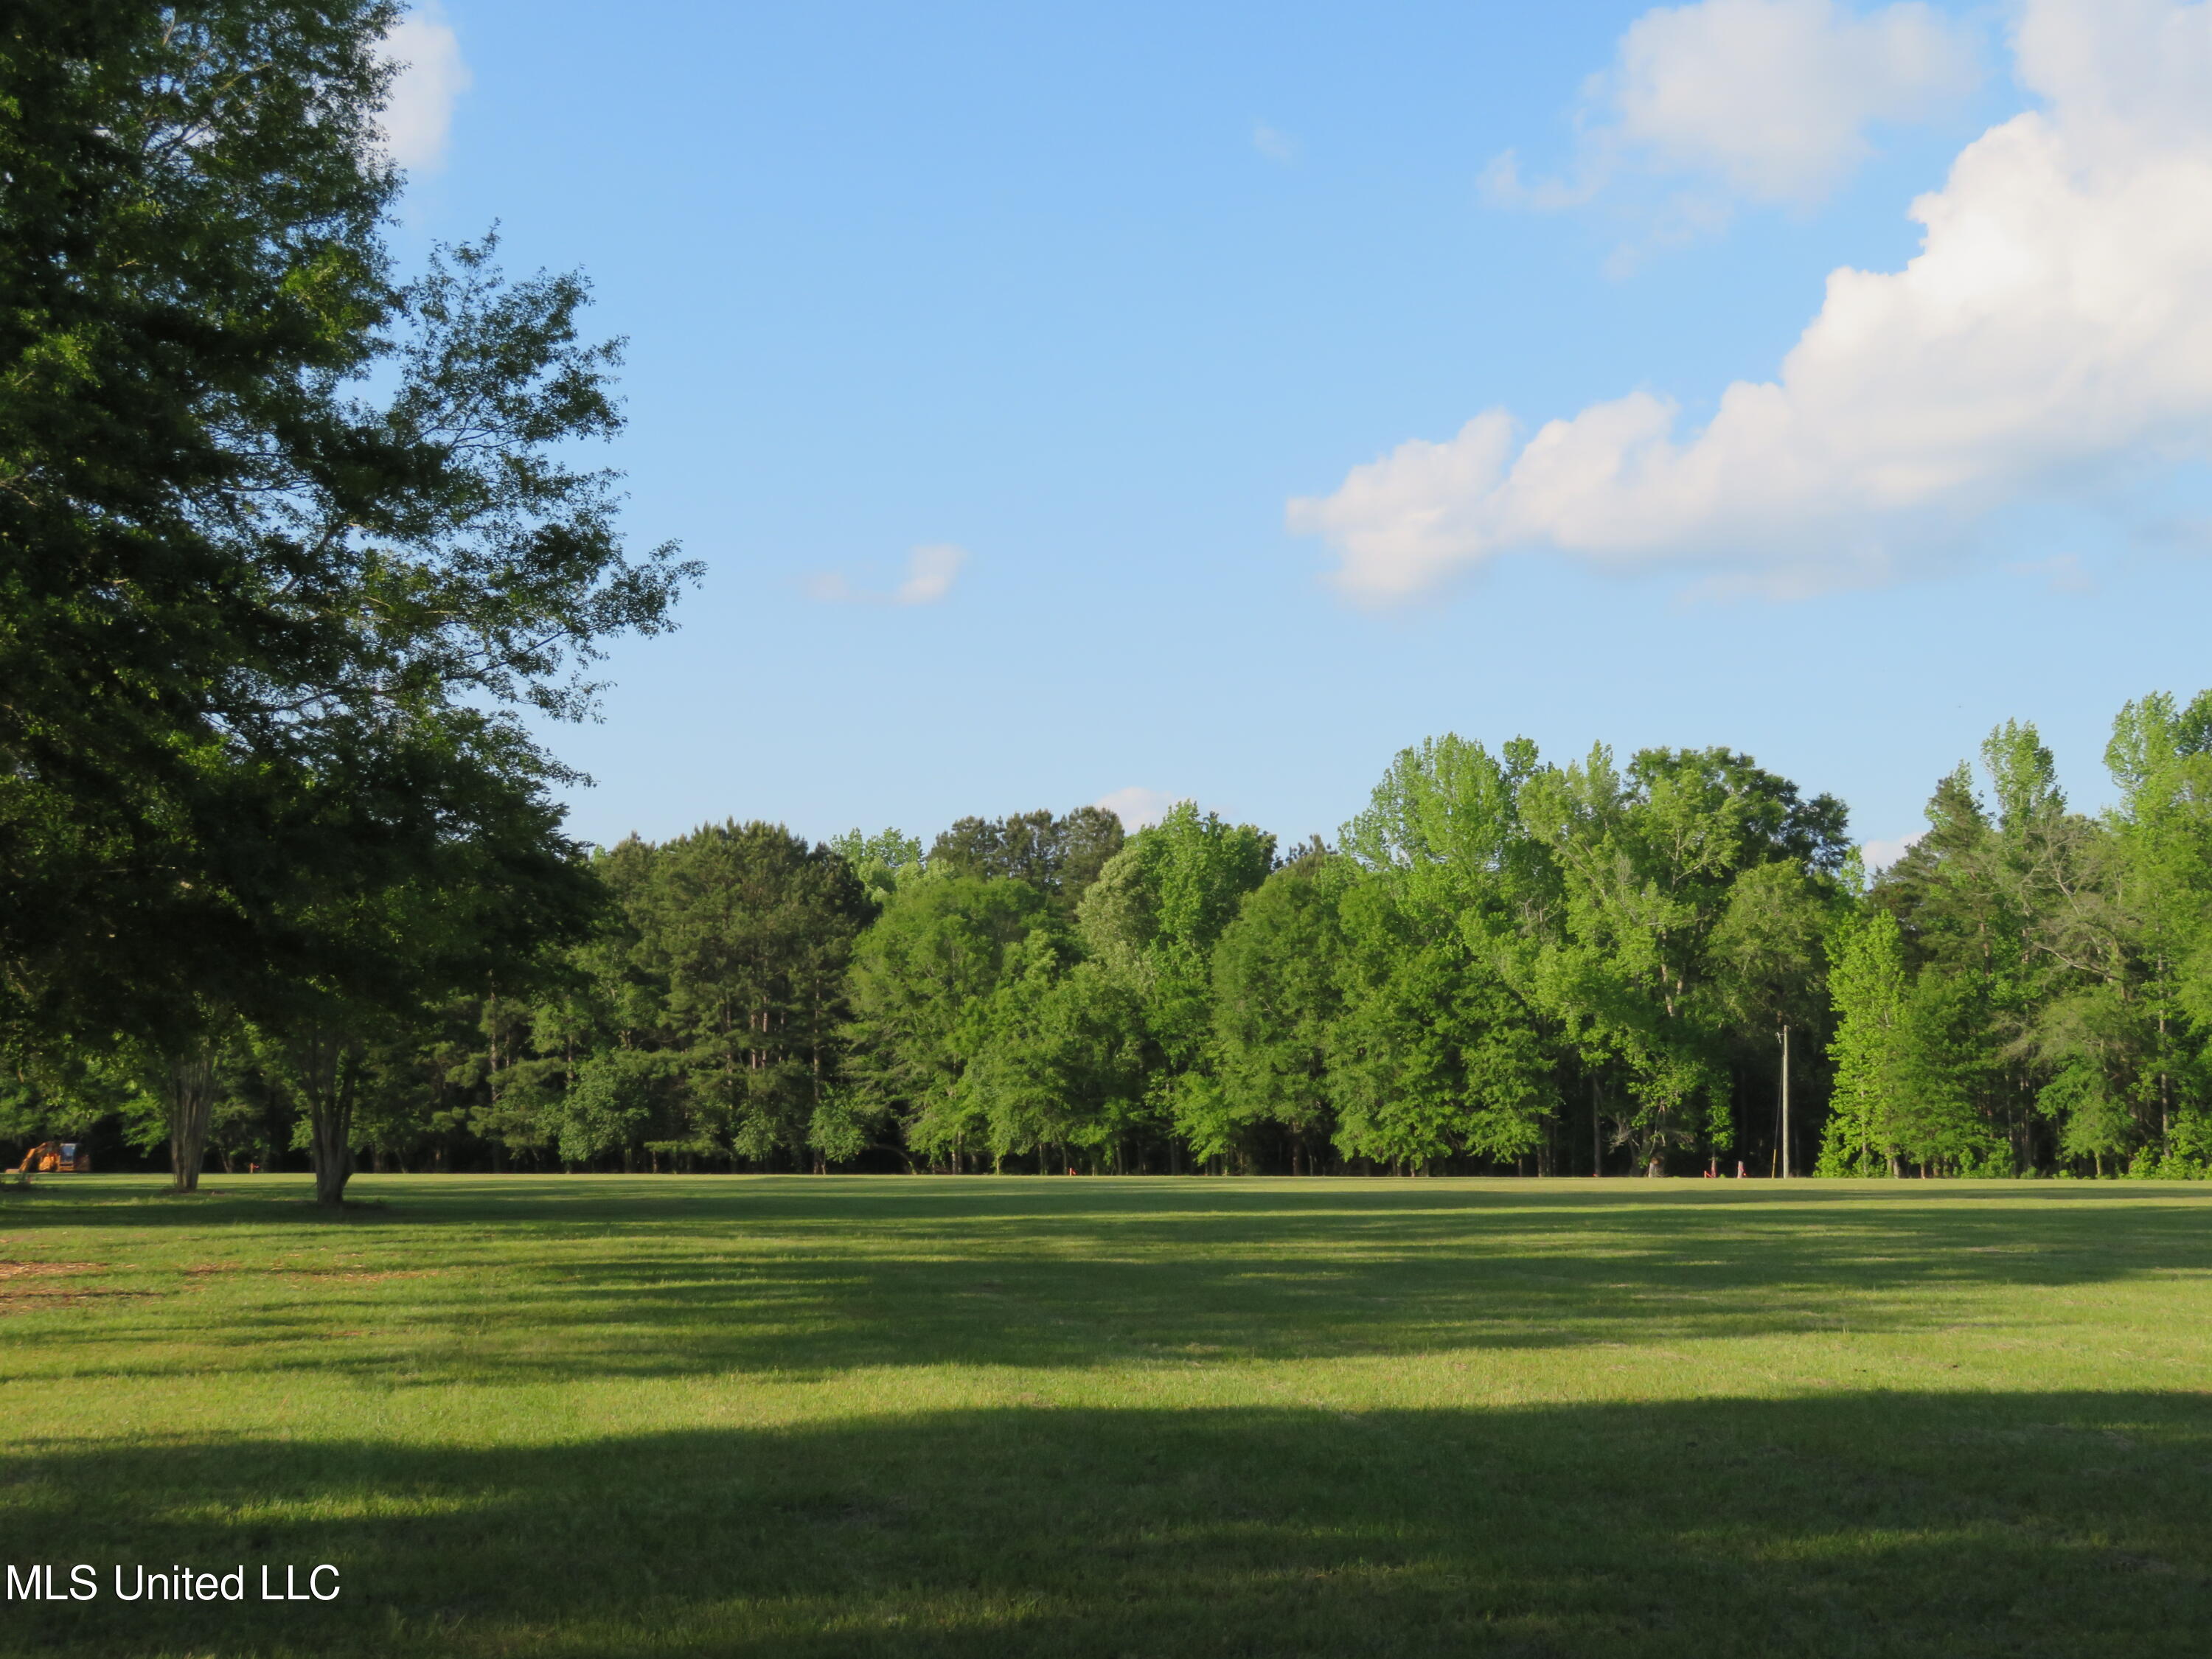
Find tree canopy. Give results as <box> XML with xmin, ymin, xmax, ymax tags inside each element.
<box><xmin>1</xmin><ymin>0</ymin><xmax>695</xmax><ymax>1199</ymax></box>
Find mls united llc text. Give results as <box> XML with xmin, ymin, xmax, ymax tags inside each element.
<box><xmin>6</xmin><ymin>1564</ymin><xmax>340</xmax><ymax>1602</ymax></box>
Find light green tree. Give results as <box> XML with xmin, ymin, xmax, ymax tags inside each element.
<box><xmin>1077</xmin><ymin>803</ymin><xmax>1275</xmax><ymax>1165</ymax></box>
<box><xmin>830</xmin><ymin>828</ymin><xmax>927</xmax><ymax>908</ymax></box>
<box><xmin>1211</xmin><ymin>852</ymin><xmax>1352</xmax><ymax>1172</ymax></box>
<box><xmin>842</xmin><ymin>874</ymin><xmax>1048</xmax><ymax>1169</ymax></box>
<box><xmin>1820</xmin><ymin>909</ymin><xmax>1911</xmax><ymax>1175</ymax></box>
<box><xmin>1520</xmin><ymin>745</ymin><xmax>1849</xmax><ymax>1172</ymax></box>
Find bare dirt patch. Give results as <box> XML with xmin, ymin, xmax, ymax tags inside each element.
<box><xmin>0</xmin><ymin>1261</ymin><xmax>152</xmax><ymax>1314</ymax></box>
<box><xmin>0</xmin><ymin>1259</ymin><xmax>104</xmax><ymax>1280</ymax></box>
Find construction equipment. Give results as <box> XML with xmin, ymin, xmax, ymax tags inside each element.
<box><xmin>15</xmin><ymin>1141</ymin><xmax>91</xmax><ymax>1174</ymax></box>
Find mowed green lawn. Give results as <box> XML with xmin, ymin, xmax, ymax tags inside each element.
<box><xmin>3</xmin><ymin>1176</ymin><xmax>2211</xmax><ymax>1658</ymax></box>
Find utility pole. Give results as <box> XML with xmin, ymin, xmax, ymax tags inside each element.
<box><xmin>1780</xmin><ymin>1023</ymin><xmax>1792</xmax><ymax>1180</ymax></box>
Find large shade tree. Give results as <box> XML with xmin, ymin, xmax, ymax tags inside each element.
<box><xmin>1</xmin><ymin>1</ymin><xmax>695</xmax><ymax>1195</ymax></box>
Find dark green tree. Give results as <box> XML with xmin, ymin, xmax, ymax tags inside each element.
<box><xmin>929</xmin><ymin>807</ymin><xmax>1124</xmax><ymax>914</ymax></box>
<box><xmin>251</xmin><ymin>713</ymin><xmax>608</xmax><ymax>1203</ymax></box>
<box><xmin>639</xmin><ymin>823</ymin><xmax>872</xmax><ymax>1169</ymax></box>
<box><xmin>1</xmin><ymin>2</ymin><xmax>696</xmax><ymax>1170</ymax></box>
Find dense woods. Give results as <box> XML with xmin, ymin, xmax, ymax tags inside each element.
<box><xmin>15</xmin><ymin>700</ymin><xmax>2212</xmax><ymax>1185</ymax></box>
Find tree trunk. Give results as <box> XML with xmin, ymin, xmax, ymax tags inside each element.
<box><xmin>293</xmin><ymin>1029</ymin><xmax>364</xmax><ymax>1207</ymax></box>
<box><xmin>311</xmin><ymin>1102</ymin><xmax>355</xmax><ymax>1205</ymax></box>
<box><xmin>164</xmin><ymin>1046</ymin><xmax>220</xmax><ymax>1194</ymax></box>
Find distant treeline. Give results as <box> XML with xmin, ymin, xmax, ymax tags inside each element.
<box><xmin>15</xmin><ymin>693</ymin><xmax>2212</xmax><ymax>1184</ymax></box>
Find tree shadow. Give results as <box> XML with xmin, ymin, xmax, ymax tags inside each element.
<box><xmin>7</xmin><ymin>1177</ymin><xmax>2211</xmax><ymax>1385</ymax></box>
<box><xmin>5</xmin><ymin>1391</ymin><xmax>2209</xmax><ymax>1657</ymax></box>
<box><xmin>21</xmin><ymin>1173</ymin><xmax>2192</xmax><ymax>1231</ymax></box>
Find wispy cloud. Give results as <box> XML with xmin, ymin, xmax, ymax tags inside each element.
<box><xmin>1292</xmin><ymin>1</ymin><xmax>2212</xmax><ymax>603</ymax></box>
<box><xmin>378</xmin><ymin>4</ymin><xmax>471</xmax><ymax>174</ymax></box>
<box><xmin>1478</xmin><ymin>148</ymin><xmax>1605</xmax><ymax>213</ymax></box>
<box><xmin>1863</xmin><ymin>830</ymin><xmax>1926</xmax><ymax>870</ymax></box>
<box><xmin>1094</xmin><ymin>787</ymin><xmax>1183</xmax><ymax>830</ymax></box>
<box><xmin>807</xmin><ymin>543</ymin><xmax>969</xmax><ymax>607</ymax></box>
<box><xmin>1252</xmin><ymin>122</ymin><xmax>1299</xmax><ymax>164</ymax></box>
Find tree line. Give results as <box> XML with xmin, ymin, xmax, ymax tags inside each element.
<box><xmin>15</xmin><ymin>697</ymin><xmax>2212</xmax><ymax>1188</ymax></box>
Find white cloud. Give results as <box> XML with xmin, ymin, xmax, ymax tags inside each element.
<box><xmin>807</xmin><ymin>543</ymin><xmax>969</xmax><ymax>606</ymax></box>
<box><xmin>378</xmin><ymin>6</ymin><xmax>471</xmax><ymax>173</ymax></box>
<box><xmin>1615</xmin><ymin>0</ymin><xmax>1979</xmax><ymax>203</ymax></box>
<box><xmin>1863</xmin><ymin>830</ymin><xmax>1926</xmax><ymax>869</ymax></box>
<box><xmin>1094</xmin><ymin>787</ymin><xmax>1183</xmax><ymax>830</ymax></box>
<box><xmin>1253</xmin><ymin>122</ymin><xmax>1299</xmax><ymax>164</ymax></box>
<box><xmin>1486</xmin><ymin>0</ymin><xmax>1980</xmax><ymax>217</ymax></box>
<box><xmin>1293</xmin><ymin>0</ymin><xmax>2212</xmax><ymax>602</ymax></box>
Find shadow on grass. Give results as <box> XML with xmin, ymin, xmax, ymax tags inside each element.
<box><xmin>10</xmin><ymin>1178</ymin><xmax>2212</xmax><ymax>1385</ymax></box>
<box><xmin>15</xmin><ymin>1173</ymin><xmax>2200</xmax><ymax>1230</ymax></box>
<box><xmin>5</xmin><ymin>1390</ymin><xmax>2210</xmax><ymax>1658</ymax></box>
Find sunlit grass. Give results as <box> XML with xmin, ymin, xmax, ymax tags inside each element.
<box><xmin>2</xmin><ymin>1174</ymin><xmax>2209</xmax><ymax>1655</ymax></box>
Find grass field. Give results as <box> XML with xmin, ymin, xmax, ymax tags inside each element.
<box><xmin>2</xmin><ymin>1175</ymin><xmax>2211</xmax><ymax>1657</ymax></box>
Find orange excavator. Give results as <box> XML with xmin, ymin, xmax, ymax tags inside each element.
<box><xmin>15</xmin><ymin>1141</ymin><xmax>91</xmax><ymax>1174</ymax></box>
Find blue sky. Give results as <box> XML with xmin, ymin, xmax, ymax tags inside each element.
<box><xmin>383</xmin><ymin>0</ymin><xmax>2212</xmax><ymax>860</ymax></box>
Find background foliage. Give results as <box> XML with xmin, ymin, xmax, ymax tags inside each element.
<box><xmin>21</xmin><ymin>698</ymin><xmax>2212</xmax><ymax>1183</ymax></box>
